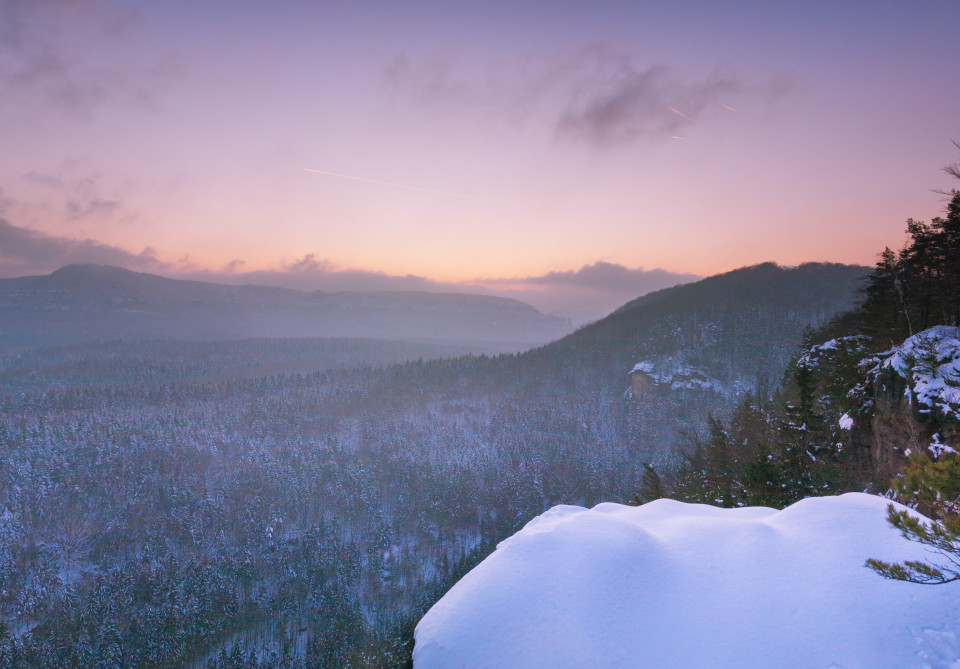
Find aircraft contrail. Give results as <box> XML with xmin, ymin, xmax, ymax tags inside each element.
<box><xmin>666</xmin><ymin>106</ymin><xmax>699</xmax><ymax>124</ymax></box>
<box><xmin>720</xmin><ymin>103</ymin><xmax>741</xmax><ymax>113</ymax></box>
<box><xmin>303</xmin><ymin>168</ymin><xmax>491</xmax><ymax>201</ymax></box>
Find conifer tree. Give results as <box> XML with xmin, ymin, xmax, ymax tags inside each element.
<box><xmin>867</xmin><ymin>452</ymin><xmax>960</xmax><ymax>584</ymax></box>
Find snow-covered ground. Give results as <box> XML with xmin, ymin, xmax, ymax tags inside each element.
<box><xmin>414</xmin><ymin>493</ymin><xmax>960</xmax><ymax>668</ymax></box>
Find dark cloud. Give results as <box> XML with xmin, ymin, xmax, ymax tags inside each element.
<box><xmin>0</xmin><ymin>218</ymin><xmax>164</xmax><ymax>276</ymax></box>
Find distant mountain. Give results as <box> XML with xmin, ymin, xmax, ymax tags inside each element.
<box><xmin>0</xmin><ymin>264</ymin><xmax>573</xmax><ymax>352</ymax></box>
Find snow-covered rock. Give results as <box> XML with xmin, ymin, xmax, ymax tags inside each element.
<box><xmin>796</xmin><ymin>334</ymin><xmax>870</xmax><ymax>370</ymax></box>
<box><xmin>414</xmin><ymin>493</ymin><xmax>960</xmax><ymax>669</ymax></box>
<box><xmin>629</xmin><ymin>358</ymin><xmax>720</xmax><ymax>391</ymax></box>
<box><xmin>877</xmin><ymin>325</ymin><xmax>960</xmax><ymax>419</ymax></box>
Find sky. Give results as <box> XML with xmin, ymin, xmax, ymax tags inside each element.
<box><xmin>1</xmin><ymin>0</ymin><xmax>958</xmax><ymax>322</ymax></box>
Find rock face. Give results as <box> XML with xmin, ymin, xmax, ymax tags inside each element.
<box><xmin>414</xmin><ymin>493</ymin><xmax>960</xmax><ymax>669</ymax></box>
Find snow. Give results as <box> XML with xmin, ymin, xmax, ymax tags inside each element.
<box><xmin>929</xmin><ymin>434</ymin><xmax>958</xmax><ymax>458</ymax></box>
<box><xmin>797</xmin><ymin>335</ymin><xmax>870</xmax><ymax>371</ymax></box>
<box><xmin>414</xmin><ymin>493</ymin><xmax>960</xmax><ymax>669</ymax></box>
<box><xmin>630</xmin><ymin>361</ymin><xmax>656</xmax><ymax>374</ymax></box>
<box><xmin>817</xmin><ymin>338</ymin><xmax>841</xmax><ymax>350</ymax></box>
<box><xmin>880</xmin><ymin>326</ymin><xmax>960</xmax><ymax>419</ymax></box>
<box><xmin>629</xmin><ymin>358</ymin><xmax>720</xmax><ymax>391</ymax></box>
<box><xmin>838</xmin><ymin>412</ymin><xmax>854</xmax><ymax>430</ymax></box>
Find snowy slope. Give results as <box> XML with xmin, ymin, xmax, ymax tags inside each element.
<box><xmin>414</xmin><ymin>493</ymin><xmax>960</xmax><ymax>669</ymax></box>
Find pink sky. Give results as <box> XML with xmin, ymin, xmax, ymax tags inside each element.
<box><xmin>1</xmin><ymin>0</ymin><xmax>958</xmax><ymax>320</ymax></box>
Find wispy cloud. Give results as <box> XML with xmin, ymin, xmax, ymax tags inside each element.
<box><xmin>11</xmin><ymin>165</ymin><xmax>140</xmax><ymax>229</ymax></box>
<box><xmin>0</xmin><ymin>0</ymin><xmax>181</xmax><ymax>112</ymax></box>
<box><xmin>384</xmin><ymin>42</ymin><xmax>791</xmax><ymax>148</ymax></box>
<box><xmin>557</xmin><ymin>67</ymin><xmax>740</xmax><ymax>146</ymax></box>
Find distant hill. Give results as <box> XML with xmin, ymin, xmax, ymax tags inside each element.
<box><xmin>0</xmin><ymin>264</ymin><xmax>573</xmax><ymax>352</ymax></box>
<box><xmin>531</xmin><ymin>262</ymin><xmax>870</xmax><ymax>395</ymax></box>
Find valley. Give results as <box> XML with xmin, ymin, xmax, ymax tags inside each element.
<box><xmin>0</xmin><ymin>262</ymin><xmax>867</xmax><ymax>666</ymax></box>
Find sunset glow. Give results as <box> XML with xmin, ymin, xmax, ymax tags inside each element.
<box><xmin>303</xmin><ymin>168</ymin><xmax>493</xmax><ymax>201</ymax></box>
<box><xmin>1</xmin><ymin>0</ymin><xmax>958</xmax><ymax>320</ymax></box>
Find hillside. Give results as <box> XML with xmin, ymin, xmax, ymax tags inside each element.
<box><xmin>0</xmin><ymin>264</ymin><xmax>572</xmax><ymax>352</ymax></box>
<box><xmin>535</xmin><ymin>261</ymin><xmax>869</xmax><ymax>394</ymax></box>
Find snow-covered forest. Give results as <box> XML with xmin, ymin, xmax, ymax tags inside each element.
<box><xmin>0</xmin><ymin>262</ymin><xmax>865</xmax><ymax>666</ymax></box>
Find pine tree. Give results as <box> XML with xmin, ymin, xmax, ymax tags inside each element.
<box><xmin>628</xmin><ymin>464</ymin><xmax>665</xmax><ymax>505</ymax></box>
<box><xmin>867</xmin><ymin>452</ymin><xmax>960</xmax><ymax>584</ymax></box>
<box><xmin>862</xmin><ymin>247</ymin><xmax>911</xmax><ymax>342</ymax></box>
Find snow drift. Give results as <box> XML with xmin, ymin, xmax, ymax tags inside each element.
<box><xmin>414</xmin><ymin>493</ymin><xmax>960</xmax><ymax>668</ymax></box>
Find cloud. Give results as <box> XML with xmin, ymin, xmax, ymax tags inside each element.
<box><xmin>475</xmin><ymin>262</ymin><xmax>700</xmax><ymax>323</ymax></box>
<box><xmin>284</xmin><ymin>253</ymin><xmax>333</xmax><ymax>273</ymax></box>
<box><xmin>0</xmin><ymin>218</ymin><xmax>165</xmax><ymax>276</ymax></box>
<box><xmin>0</xmin><ymin>0</ymin><xmax>180</xmax><ymax>112</ymax></box>
<box><xmin>509</xmin><ymin>261</ymin><xmax>699</xmax><ymax>293</ymax></box>
<box><xmin>13</xmin><ymin>166</ymin><xmax>140</xmax><ymax>228</ymax></box>
<box><xmin>66</xmin><ymin>197</ymin><xmax>121</xmax><ymax>221</ymax></box>
<box><xmin>556</xmin><ymin>67</ymin><xmax>740</xmax><ymax>146</ymax></box>
<box><xmin>384</xmin><ymin>42</ymin><xmax>791</xmax><ymax>148</ymax></box>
